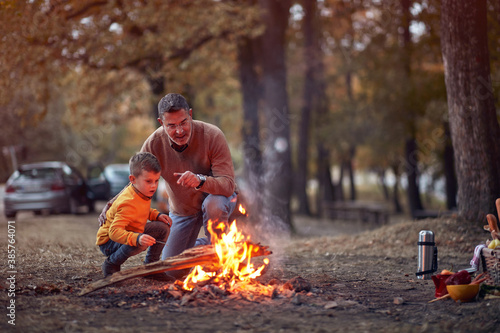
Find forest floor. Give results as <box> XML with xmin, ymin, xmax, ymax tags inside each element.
<box><xmin>0</xmin><ymin>202</ymin><xmax>499</xmax><ymax>333</ymax></box>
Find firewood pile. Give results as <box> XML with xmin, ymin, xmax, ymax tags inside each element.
<box><xmin>79</xmin><ymin>242</ymin><xmax>271</xmax><ymax>296</ymax></box>
<box><xmin>160</xmin><ymin>275</ymin><xmax>313</xmax><ymax>307</ymax></box>
<box><xmin>89</xmin><ymin>275</ymin><xmax>316</xmax><ymax>309</ymax></box>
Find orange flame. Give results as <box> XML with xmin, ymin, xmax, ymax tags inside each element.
<box><xmin>238</xmin><ymin>204</ymin><xmax>246</xmax><ymax>215</ymax></box>
<box><xmin>182</xmin><ymin>219</ymin><xmax>270</xmax><ymax>293</ymax></box>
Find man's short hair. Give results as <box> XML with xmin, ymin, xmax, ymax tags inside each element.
<box><xmin>129</xmin><ymin>152</ymin><xmax>161</xmax><ymax>177</ymax></box>
<box><xmin>158</xmin><ymin>93</ymin><xmax>190</xmax><ymax>120</ymax></box>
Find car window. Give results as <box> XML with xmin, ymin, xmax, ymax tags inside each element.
<box><xmin>113</xmin><ymin>170</ymin><xmax>129</xmax><ymax>178</ymax></box>
<box><xmin>17</xmin><ymin>168</ymin><xmax>58</xmax><ymax>181</ymax></box>
<box><xmin>62</xmin><ymin>165</ymin><xmax>83</xmax><ymax>184</ymax></box>
<box><xmin>105</xmin><ymin>166</ymin><xmax>129</xmax><ymax>179</ymax></box>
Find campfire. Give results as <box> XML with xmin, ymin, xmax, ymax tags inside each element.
<box><xmin>182</xmin><ymin>219</ymin><xmax>272</xmax><ymax>295</ymax></box>
<box><xmin>79</xmin><ymin>212</ymin><xmax>274</xmax><ymax>296</ymax></box>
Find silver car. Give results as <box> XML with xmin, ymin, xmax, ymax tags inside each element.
<box><xmin>103</xmin><ymin>163</ymin><xmax>130</xmax><ymax>197</ymax></box>
<box><xmin>3</xmin><ymin>161</ymin><xmax>108</xmax><ymax>218</ymax></box>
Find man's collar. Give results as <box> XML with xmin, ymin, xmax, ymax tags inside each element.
<box><xmin>170</xmin><ymin>141</ymin><xmax>188</xmax><ymax>152</ymax></box>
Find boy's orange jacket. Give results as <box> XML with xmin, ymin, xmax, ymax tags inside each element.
<box><xmin>96</xmin><ymin>184</ymin><xmax>161</xmax><ymax>247</ymax></box>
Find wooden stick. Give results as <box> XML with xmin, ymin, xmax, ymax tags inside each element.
<box><xmin>428</xmin><ymin>294</ymin><xmax>451</xmax><ymax>303</ymax></box>
<box><xmin>470</xmin><ymin>277</ymin><xmax>488</xmax><ymax>285</ymax></box>
<box><xmin>79</xmin><ymin>243</ymin><xmax>271</xmax><ymax>296</ymax></box>
<box><xmin>496</xmin><ymin>198</ymin><xmax>500</xmax><ymax>219</ymax></box>
<box><xmin>471</xmin><ymin>272</ymin><xmax>485</xmax><ymax>283</ymax></box>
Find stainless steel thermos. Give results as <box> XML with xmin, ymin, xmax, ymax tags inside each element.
<box><xmin>416</xmin><ymin>230</ymin><xmax>437</xmax><ymax>279</ymax></box>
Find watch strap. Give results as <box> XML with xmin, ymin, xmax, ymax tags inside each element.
<box><xmin>195</xmin><ymin>174</ymin><xmax>206</xmax><ymax>189</ymax></box>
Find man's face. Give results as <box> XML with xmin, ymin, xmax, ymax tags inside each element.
<box><xmin>158</xmin><ymin>108</ymin><xmax>193</xmax><ymax>146</ymax></box>
<box><xmin>129</xmin><ymin>170</ymin><xmax>161</xmax><ymax>197</ymax></box>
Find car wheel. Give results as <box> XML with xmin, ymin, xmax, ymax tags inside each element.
<box><xmin>87</xmin><ymin>200</ymin><xmax>96</xmax><ymax>213</ymax></box>
<box><xmin>34</xmin><ymin>210</ymin><xmax>42</xmax><ymax>215</ymax></box>
<box><xmin>5</xmin><ymin>211</ymin><xmax>16</xmax><ymax>219</ymax></box>
<box><xmin>69</xmin><ymin>197</ymin><xmax>79</xmax><ymax>215</ymax></box>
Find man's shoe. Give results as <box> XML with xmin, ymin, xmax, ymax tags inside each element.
<box><xmin>143</xmin><ymin>272</ymin><xmax>176</xmax><ymax>282</ymax></box>
<box><xmin>102</xmin><ymin>258</ymin><xmax>120</xmax><ymax>277</ymax></box>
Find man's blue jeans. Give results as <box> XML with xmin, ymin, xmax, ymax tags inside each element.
<box><xmin>100</xmin><ymin>220</ymin><xmax>169</xmax><ymax>266</ymax></box>
<box><xmin>161</xmin><ymin>192</ymin><xmax>237</xmax><ymax>278</ymax></box>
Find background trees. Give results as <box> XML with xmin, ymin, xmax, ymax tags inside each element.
<box><xmin>1</xmin><ymin>0</ymin><xmax>499</xmax><ymax>224</ymax></box>
<box><xmin>441</xmin><ymin>0</ymin><xmax>500</xmax><ymax>220</ymax></box>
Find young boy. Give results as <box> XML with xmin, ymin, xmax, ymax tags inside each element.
<box><xmin>96</xmin><ymin>152</ymin><xmax>172</xmax><ymax>280</ymax></box>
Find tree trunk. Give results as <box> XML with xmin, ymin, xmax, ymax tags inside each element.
<box><xmin>344</xmin><ymin>69</ymin><xmax>357</xmax><ymax>202</ymax></box>
<box><xmin>400</xmin><ymin>0</ymin><xmax>424</xmax><ymax>218</ymax></box>
<box><xmin>295</xmin><ymin>0</ymin><xmax>318</xmax><ymax>216</ymax></box>
<box><xmin>347</xmin><ymin>146</ymin><xmax>356</xmax><ymax>201</ymax></box>
<box><xmin>405</xmin><ymin>137</ymin><xmax>424</xmax><ymax>217</ymax></box>
<box><xmin>258</xmin><ymin>0</ymin><xmax>293</xmax><ymax>228</ymax></box>
<box><xmin>146</xmin><ymin>75</ymin><xmax>165</xmax><ymax>122</ymax></box>
<box><xmin>237</xmin><ymin>36</ymin><xmax>263</xmax><ymax>214</ymax></box>
<box><xmin>443</xmin><ymin>122</ymin><xmax>457</xmax><ymax>210</ymax></box>
<box><xmin>337</xmin><ymin>162</ymin><xmax>346</xmax><ymax>201</ymax></box>
<box><xmin>441</xmin><ymin>0</ymin><xmax>500</xmax><ymax>221</ymax></box>
<box><xmin>314</xmin><ymin>71</ymin><xmax>334</xmax><ymax>216</ymax></box>
<box><xmin>378</xmin><ymin>169</ymin><xmax>390</xmax><ymax>201</ymax></box>
<box><xmin>316</xmin><ymin>143</ymin><xmax>335</xmax><ymax>217</ymax></box>
<box><xmin>391</xmin><ymin>164</ymin><xmax>403</xmax><ymax>214</ymax></box>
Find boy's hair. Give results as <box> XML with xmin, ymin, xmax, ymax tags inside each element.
<box><xmin>129</xmin><ymin>152</ymin><xmax>161</xmax><ymax>177</ymax></box>
<box><xmin>158</xmin><ymin>93</ymin><xmax>190</xmax><ymax>120</ymax></box>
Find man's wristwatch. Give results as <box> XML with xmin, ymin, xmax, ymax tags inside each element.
<box><xmin>195</xmin><ymin>174</ymin><xmax>206</xmax><ymax>190</ymax></box>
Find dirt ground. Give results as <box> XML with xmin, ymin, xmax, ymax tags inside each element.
<box><xmin>1</xmin><ymin>203</ymin><xmax>499</xmax><ymax>333</ymax></box>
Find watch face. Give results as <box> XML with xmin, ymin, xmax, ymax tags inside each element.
<box><xmin>196</xmin><ymin>174</ymin><xmax>206</xmax><ymax>189</ymax></box>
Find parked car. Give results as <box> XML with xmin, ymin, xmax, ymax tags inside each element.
<box><xmin>103</xmin><ymin>163</ymin><xmax>130</xmax><ymax>197</ymax></box>
<box><xmin>86</xmin><ymin>162</ymin><xmax>112</xmax><ymax>202</ymax></box>
<box><xmin>3</xmin><ymin>161</ymin><xmax>110</xmax><ymax>218</ymax></box>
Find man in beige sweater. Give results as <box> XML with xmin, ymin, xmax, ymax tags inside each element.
<box><xmin>100</xmin><ymin>94</ymin><xmax>237</xmax><ymax>279</ymax></box>
<box><xmin>141</xmin><ymin>93</ymin><xmax>237</xmax><ymax>278</ymax></box>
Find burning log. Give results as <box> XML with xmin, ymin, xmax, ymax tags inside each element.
<box><xmin>79</xmin><ymin>242</ymin><xmax>271</xmax><ymax>296</ymax></box>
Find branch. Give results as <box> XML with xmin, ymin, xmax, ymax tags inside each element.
<box><xmin>79</xmin><ymin>243</ymin><xmax>271</xmax><ymax>296</ymax></box>
<box><xmin>65</xmin><ymin>0</ymin><xmax>110</xmax><ymax>20</ymax></box>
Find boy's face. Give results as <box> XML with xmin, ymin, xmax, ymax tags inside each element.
<box><xmin>129</xmin><ymin>170</ymin><xmax>161</xmax><ymax>197</ymax></box>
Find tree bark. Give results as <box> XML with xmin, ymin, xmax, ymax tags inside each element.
<box><xmin>258</xmin><ymin>0</ymin><xmax>293</xmax><ymax>227</ymax></box>
<box><xmin>345</xmin><ymin>70</ymin><xmax>357</xmax><ymax>202</ymax></box>
<box><xmin>443</xmin><ymin>122</ymin><xmax>457</xmax><ymax>210</ymax></box>
<box><xmin>316</xmin><ymin>143</ymin><xmax>335</xmax><ymax>216</ymax></box>
<box><xmin>378</xmin><ymin>169</ymin><xmax>390</xmax><ymax>201</ymax></box>
<box><xmin>405</xmin><ymin>137</ymin><xmax>424</xmax><ymax>217</ymax></box>
<box><xmin>237</xmin><ymin>36</ymin><xmax>263</xmax><ymax>214</ymax></box>
<box><xmin>441</xmin><ymin>0</ymin><xmax>500</xmax><ymax>221</ymax></box>
<box><xmin>295</xmin><ymin>0</ymin><xmax>318</xmax><ymax>216</ymax></box>
<box><xmin>400</xmin><ymin>0</ymin><xmax>424</xmax><ymax>218</ymax></box>
<box><xmin>347</xmin><ymin>146</ymin><xmax>356</xmax><ymax>201</ymax></box>
<box><xmin>337</xmin><ymin>162</ymin><xmax>345</xmax><ymax>201</ymax></box>
<box><xmin>391</xmin><ymin>163</ymin><xmax>403</xmax><ymax>214</ymax></box>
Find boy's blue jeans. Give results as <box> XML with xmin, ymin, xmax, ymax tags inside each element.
<box><xmin>99</xmin><ymin>220</ymin><xmax>169</xmax><ymax>266</ymax></box>
<box><xmin>161</xmin><ymin>192</ymin><xmax>237</xmax><ymax>278</ymax></box>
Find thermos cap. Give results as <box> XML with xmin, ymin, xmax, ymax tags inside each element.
<box><xmin>418</xmin><ymin>230</ymin><xmax>434</xmax><ymax>242</ymax></box>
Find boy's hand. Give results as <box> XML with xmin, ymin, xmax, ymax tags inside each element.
<box><xmin>98</xmin><ymin>201</ymin><xmax>113</xmax><ymax>226</ymax></box>
<box><xmin>138</xmin><ymin>234</ymin><xmax>156</xmax><ymax>247</ymax></box>
<box><xmin>158</xmin><ymin>214</ymin><xmax>172</xmax><ymax>228</ymax></box>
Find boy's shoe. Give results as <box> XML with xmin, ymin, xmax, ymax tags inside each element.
<box><xmin>102</xmin><ymin>258</ymin><xmax>120</xmax><ymax>277</ymax></box>
<box><xmin>143</xmin><ymin>272</ymin><xmax>176</xmax><ymax>282</ymax></box>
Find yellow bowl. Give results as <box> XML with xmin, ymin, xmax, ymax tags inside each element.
<box><xmin>446</xmin><ymin>284</ymin><xmax>479</xmax><ymax>302</ymax></box>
